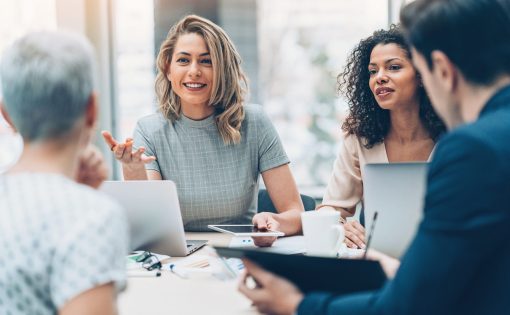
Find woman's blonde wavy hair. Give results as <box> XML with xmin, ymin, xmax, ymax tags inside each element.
<box><xmin>155</xmin><ymin>14</ymin><xmax>248</xmax><ymax>145</ymax></box>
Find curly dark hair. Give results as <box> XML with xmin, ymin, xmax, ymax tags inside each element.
<box><xmin>338</xmin><ymin>25</ymin><xmax>446</xmax><ymax>149</ymax></box>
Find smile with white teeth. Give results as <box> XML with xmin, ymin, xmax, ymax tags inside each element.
<box><xmin>184</xmin><ymin>83</ymin><xmax>206</xmax><ymax>88</ymax></box>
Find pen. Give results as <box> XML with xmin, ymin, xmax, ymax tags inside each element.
<box><xmin>127</xmin><ymin>270</ymin><xmax>161</xmax><ymax>277</ymax></box>
<box><xmin>363</xmin><ymin>211</ymin><xmax>378</xmax><ymax>260</ymax></box>
<box><xmin>169</xmin><ymin>264</ymin><xmax>189</xmax><ymax>279</ymax></box>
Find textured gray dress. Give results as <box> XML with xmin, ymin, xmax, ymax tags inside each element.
<box><xmin>133</xmin><ymin>104</ymin><xmax>289</xmax><ymax>231</ymax></box>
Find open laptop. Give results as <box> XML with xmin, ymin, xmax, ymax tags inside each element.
<box><xmin>100</xmin><ymin>180</ymin><xmax>207</xmax><ymax>257</ymax></box>
<box><xmin>363</xmin><ymin>162</ymin><xmax>428</xmax><ymax>258</ymax></box>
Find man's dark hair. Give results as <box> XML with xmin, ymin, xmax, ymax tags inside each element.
<box><xmin>400</xmin><ymin>0</ymin><xmax>510</xmax><ymax>86</ymax></box>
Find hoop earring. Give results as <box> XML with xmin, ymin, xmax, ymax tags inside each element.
<box><xmin>416</xmin><ymin>73</ymin><xmax>424</xmax><ymax>87</ymax></box>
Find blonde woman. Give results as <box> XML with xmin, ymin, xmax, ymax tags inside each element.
<box><xmin>102</xmin><ymin>15</ymin><xmax>303</xmax><ymax>246</ymax></box>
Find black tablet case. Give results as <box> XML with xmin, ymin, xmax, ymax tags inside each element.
<box><xmin>214</xmin><ymin>246</ymin><xmax>387</xmax><ymax>294</ymax></box>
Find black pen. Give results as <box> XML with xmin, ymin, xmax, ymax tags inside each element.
<box><xmin>363</xmin><ymin>211</ymin><xmax>378</xmax><ymax>259</ymax></box>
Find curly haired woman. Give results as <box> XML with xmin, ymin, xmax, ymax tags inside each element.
<box><xmin>317</xmin><ymin>25</ymin><xmax>446</xmax><ymax>249</ymax></box>
<box><xmin>102</xmin><ymin>15</ymin><xmax>304</xmax><ymax>246</ymax></box>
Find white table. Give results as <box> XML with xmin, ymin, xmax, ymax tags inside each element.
<box><xmin>118</xmin><ymin>232</ymin><xmax>258</xmax><ymax>315</ymax></box>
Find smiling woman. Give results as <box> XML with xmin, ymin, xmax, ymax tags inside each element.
<box><xmin>166</xmin><ymin>33</ymin><xmax>215</xmax><ymax>121</ymax></box>
<box><xmin>101</xmin><ymin>15</ymin><xmax>304</xmax><ymax>244</ymax></box>
<box><xmin>153</xmin><ymin>15</ymin><xmax>247</xmax><ymax>145</ymax></box>
<box><xmin>317</xmin><ymin>25</ymin><xmax>446</xmax><ymax>249</ymax></box>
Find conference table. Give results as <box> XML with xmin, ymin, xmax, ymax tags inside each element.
<box><xmin>118</xmin><ymin>232</ymin><xmax>258</xmax><ymax>315</ymax></box>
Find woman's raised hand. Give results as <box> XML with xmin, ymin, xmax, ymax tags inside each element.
<box><xmin>101</xmin><ymin>130</ymin><xmax>156</xmax><ymax>167</ymax></box>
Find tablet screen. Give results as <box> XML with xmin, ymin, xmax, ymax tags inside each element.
<box><xmin>220</xmin><ymin>225</ymin><xmax>259</xmax><ymax>233</ymax></box>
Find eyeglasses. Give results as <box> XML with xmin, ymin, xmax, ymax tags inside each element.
<box><xmin>135</xmin><ymin>251</ymin><xmax>162</xmax><ymax>271</ymax></box>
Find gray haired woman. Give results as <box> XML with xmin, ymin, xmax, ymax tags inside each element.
<box><xmin>0</xmin><ymin>31</ymin><xmax>128</xmax><ymax>315</ymax></box>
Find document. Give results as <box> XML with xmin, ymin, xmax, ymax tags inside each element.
<box><xmin>229</xmin><ymin>235</ymin><xmax>306</xmax><ymax>254</ymax></box>
<box><xmin>230</xmin><ymin>236</ymin><xmax>365</xmax><ymax>258</ymax></box>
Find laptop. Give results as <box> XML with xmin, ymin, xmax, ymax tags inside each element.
<box><xmin>363</xmin><ymin>162</ymin><xmax>428</xmax><ymax>258</ymax></box>
<box><xmin>100</xmin><ymin>180</ymin><xmax>207</xmax><ymax>256</ymax></box>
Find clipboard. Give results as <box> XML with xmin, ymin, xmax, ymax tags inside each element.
<box><xmin>214</xmin><ymin>246</ymin><xmax>387</xmax><ymax>294</ymax></box>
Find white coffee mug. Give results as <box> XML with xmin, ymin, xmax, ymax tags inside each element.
<box><xmin>301</xmin><ymin>210</ymin><xmax>344</xmax><ymax>257</ymax></box>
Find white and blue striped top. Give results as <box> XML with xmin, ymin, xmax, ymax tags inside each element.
<box><xmin>0</xmin><ymin>173</ymin><xmax>128</xmax><ymax>315</ymax></box>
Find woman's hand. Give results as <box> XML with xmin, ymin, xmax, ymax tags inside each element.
<box><xmin>76</xmin><ymin>145</ymin><xmax>108</xmax><ymax>189</ymax></box>
<box><xmin>251</xmin><ymin>212</ymin><xmax>280</xmax><ymax>247</ymax></box>
<box><xmin>344</xmin><ymin>220</ymin><xmax>366</xmax><ymax>249</ymax></box>
<box><xmin>101</xmin><ymin>130</ymin><xmax>156</xmax><ymax>168</ymax></box>
<box><xmin>238</xmin><ymin>259</ymin><xmax>303</xmax><ymax>315</ymax></box>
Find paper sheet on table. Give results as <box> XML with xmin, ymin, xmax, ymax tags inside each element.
<box><xmin>230</xmin><ymin>236</ymin><xmax>366</xmax><ymax>258</ymax></box>
<box><xmin>165</xmin><ymin>254</ymin><xmax>211</xmax><ymax>269</ymax></box>
<box><xmin>160</xmin><ymin>254</ymin><xmax>214</xmax><ymax>277</ymax></box>
<box><xmin>229</xmin><ymin>236</ymin><xmax>306</xmax><ymax>254</ymax></box>
<box><xmin>338</xmin><ymin>243</ymin><xmax>365</xmax><ymax>259</ymax></box>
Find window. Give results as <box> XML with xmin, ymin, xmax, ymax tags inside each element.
<box><xmin>115</xmin><ymin>1</ymin><xmax>155</xmax><ymax>141</ymax></box>
<box><xmin>114</xmin><ymin>1</ymin><xmax>392</xmax><ymax>190</ymax></box>
<box><xmin>257</xmin><ymin>0</ymin><xmax>388</xmax><ymax>191</ymax></box>
<box><xmin>0</xmin><ymin>0</ymin><xmax>57</xmax><ymax>172</ymax></box>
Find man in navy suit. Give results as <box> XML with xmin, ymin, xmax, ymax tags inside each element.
<box><xmin>238</xmin><ymin>0</ymin><xmax>510</xmax><ymax>314</ymax></box>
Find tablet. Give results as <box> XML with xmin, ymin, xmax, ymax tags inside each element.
<box><xmin>207</xmin><ymin>224</ymin><xmax>285</xmax><ymax>237</ymax></box>
<box><xmin>214</xmin><ymin>246</ymin><xmax>387</xmax><ymax>294</ymax></box>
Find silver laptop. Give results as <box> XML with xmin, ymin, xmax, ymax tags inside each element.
<box><xmin>100</xmin><ymin>180</ymin><xmax>207</xmax><ymax>256</ymax></box>
<box><xmin>363</xmin><ymin>163</ymin><xmax>428</xmax><ymax>258</ymax></box>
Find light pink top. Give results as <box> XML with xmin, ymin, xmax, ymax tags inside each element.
<box><xmin>318</xmin><ymin>132</ymin><xmax>432</xmax><ymax>218</ymax></box>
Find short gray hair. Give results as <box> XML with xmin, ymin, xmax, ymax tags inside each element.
<box><xmin>0</xmin><ymin>31</ymin><xmax>95</xmax><ymax>141</ymax></box>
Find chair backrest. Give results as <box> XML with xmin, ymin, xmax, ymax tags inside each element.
<box><xmin>257</xmin><ymin>189</ymin><xmax>316</xmax><ymax>213</ymax></box>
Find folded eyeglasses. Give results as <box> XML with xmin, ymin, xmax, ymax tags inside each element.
<box><xmin>135</xmin><ymin>251</ymin><xmax>162</xmax><ymax>271</ymax></box>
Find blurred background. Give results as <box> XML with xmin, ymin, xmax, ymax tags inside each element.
<box><xmin>0</xmin><ymin>0</ymin><xmax>408</xmax><ymax>197</ymax></box>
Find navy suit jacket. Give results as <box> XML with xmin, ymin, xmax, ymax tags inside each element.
<box><xmin>299</xmin><ymin>86</ymin><xmax>510</xmax><ymax>315</ymax></box>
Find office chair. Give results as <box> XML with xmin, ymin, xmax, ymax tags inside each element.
<box><xmin>257</xmin><ymin>189</ymin><xmax>316</xmax><ymax>213</ymax></box>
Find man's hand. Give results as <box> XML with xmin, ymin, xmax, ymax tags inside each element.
<box><xmin>239</xmin><ymin>259</ymin><xmax>303</xmax><ymax>315</ymax></box>
<box><xmin>252</xmin><ymin>212</ymin><xmax>280</xmax><ymax>247</ymax></box>
<box><xmin>344</xmin><ymin>220</ymin><xmax>366</xmax><ymax>249</ymax></box>
<box><xmin>366</xmin><ymin>249</ymin><xmax>401</xmax><ymax>278</ymax></box>
<box><xmin>76</xmin><ymin>145</ymin><xmax>108</xmax><ymax>189</ymax></box>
